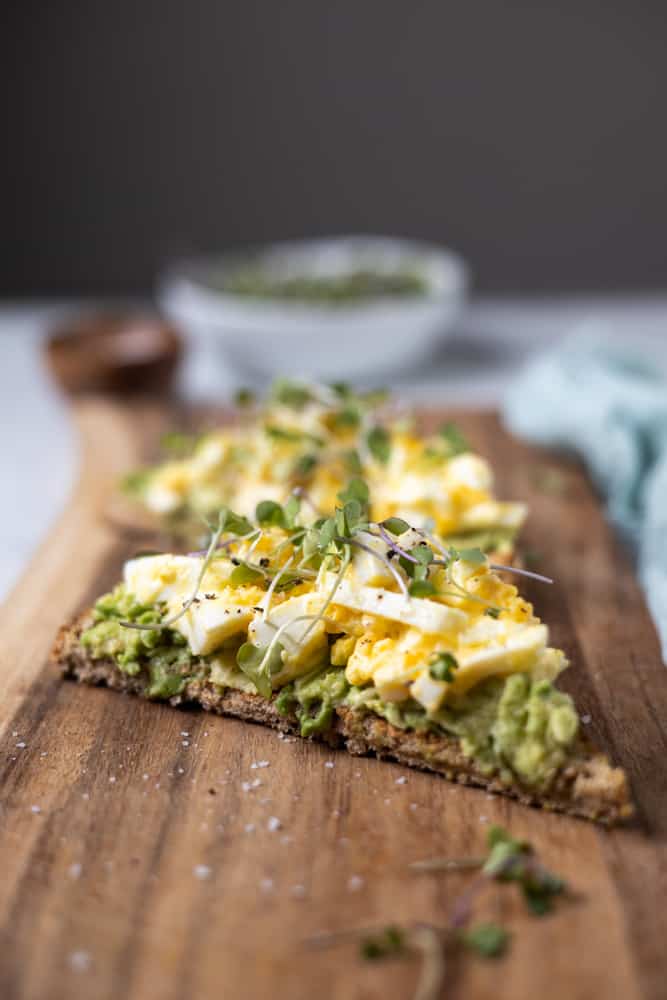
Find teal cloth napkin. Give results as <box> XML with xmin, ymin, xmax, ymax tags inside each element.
<box><xmin>502</xmin><ymin>332</ymin><xmax>667</xmax><ymax>662</ymax></box>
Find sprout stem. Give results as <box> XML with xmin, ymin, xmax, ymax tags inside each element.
<box><xmin>488</xmin><ymin>563</ymin><xmax>553</xmax><ymax>585</ymax></box>
<box><xmin>338</xmin><ymin>536</ymin><xmax>409</xmax><ymax>598</ymax></box>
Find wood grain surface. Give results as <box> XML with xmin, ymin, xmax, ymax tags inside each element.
<box><xmin>1</xmin><ymin>397</ymin><xmax>666</xmax><ymax>1000</ymax></box>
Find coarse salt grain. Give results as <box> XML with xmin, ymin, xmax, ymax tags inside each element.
<box><xmin>142</xmin><ymin>774</ymin><xmax>149</xmax><ymax>781</ymax></box>
<box><xmin>30</xmin><ymin>805</ymin><xmax>41</xmax><ymax>814</ymax></box>
<box><xmin>347</xmin><ymin>875</ymin><xmax>364</xmax><ymax>892</ymax></box>
<box><xmin>182</xmin><ymin>740</ymin><xmax>190</xmax><ymax>747</ymax></box>
<box><xmin>193</xmin><ymin>864</ymin><xmax>212</xmax><ymax>880</ymax></box>
<box><xmin>409</xmin><ymin>803</ymin><xmax>418</xmax><ymax>811</ymax></box>
<box><xmin>582</xmin><ymin>714</ymin><xmax>592</xmax><ymax>725</ymax></box>
<box><xmin>259</xmin><ymin>878</ymin><xmax>274</xmax><ymax>893</ymax></box>
<box><xmin>245</xmin><ymin>823</ymin><xmax>256</xmax><ymax>833</ymax></box>
<box><xmin>267</xmin><ymin>816</ymin><xmax>282</xmax><ymax>832</ymax></box>
<box><xmin>68</xmin><ymin>950</ymin><xmax>92</xmax><ymax>973</ymax></box>
<box><xmin>395</xmin><ymin>776</ymin><xmax>407</xmax><ymax>785</ymax></box>
<box><xmin>68</xmin><ymin>863</ymin><xmax>82</xmax><ymax>880</ymax></box>
<box><xmin>324</xmin><ymin>761</ymin><xmax>334</xmax><ymax>768</ymax></box>
<box><xmin>16</xmin><ymin>742</ymin><xmax>26</xmax><ymax>749</ymax></box>
<box><xmin>251</xmin><ymin>760</ymin><xmax>270</xmax><ymax>769</ymax></box>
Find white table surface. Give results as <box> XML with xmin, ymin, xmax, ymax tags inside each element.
<box><xmin>2</xmin><ymin>297</ymin><xmax>666</xmax><ymax>601</ymax></box>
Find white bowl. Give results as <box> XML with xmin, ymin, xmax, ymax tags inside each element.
<box><xmin>159</xmin><ymin>236</ymin><xmax>469</xmax><ymax>381</ymax></box>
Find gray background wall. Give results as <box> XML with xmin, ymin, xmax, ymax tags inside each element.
<box><xmin>5</xmin><ymin>1</ymin><xmax>666</xmax><ymax>295</ymax></box>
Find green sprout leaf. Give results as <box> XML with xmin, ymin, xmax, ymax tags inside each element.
<box><xmin>318</xmin><ymin>517</ymin><xmax>337</xmax><ymax>550</ymax></box>
<box><xmin>458</xmin><ymin>547</ymin><xmax>486</xmax><ymax>567</ymax></box>
<box><xmin>462</xmin><ymin>923</ymin><xmax>509</xmax><ymax>959</ymax></box>
<box><xmin>121</xmin><ymin>469</ymin><xmax>151</xmax><ymax>497</ymax></box>
<box><xmin>483</xmin><ymin>826</ymin><xmax>566</xmax><ymax>916</ymax></box>
<box><xmin>337</xmin><ymin>477</ymin><xmax>370</xmax><ymax>508</ymax></box>
<box><xmin>381</xmin><ymin>517</ymin><xmax>411</xmax><ymax>536</ymax></box>
<box><xmin>256</xmin><ymin>500</ymin><xmax>286</xmax><ymax>528</ymax></box>
<box><xmin>271</xmin><ymin>378</ymin><xmax>312</xmax><ymax>409</ymax></box>
<box><xmin>485</xmin><ymin>607</ymin><xmax>501</xmax><ymax>619</ymax></box>
<box><xmin>367</xmin><ymin>426</ymin><xmax>391</xmax><ymax>464</ymax></box>
<box><xmin>234</xmin><ymin>387</ymin><xmax>256</xmax><ymax>407</ymax></box>
<box><xmin>360</xmin><ymin>925</ymin><xmax>406</xmax><ymax>961</ymax></box>
<box><xmin>342</xmin><ymin>499</ymin><xmax>366</xmax><ymax>534</ymax></box>
<box><xmin>283</xmin><ymin>493</ymin><xmax>301</xmax><ymax>529</ymax></box>
<box><xmin>219</xmin><ymin>507</ymin><xmax>254</xmax><ymax>536</ymax></box>
<box><xmin>229</xmin><ymin>563</ymin><xmax>264</xmax><ymax>587</ymax></box>
<box><xmin>236</xmin><ymin>642</ymin><xmax>284</xmax><ymax>698</ymax></box>
<box><xmin>409</xmin><ymin>579</ymin><xmax>438</xmax><ymax>598</ymax></box>
<box><xmin>412</xmin><ymin>543</ymin><xmax>434</xmax><ymax>565</ymax></box>
<box><xmin>438</xmin><ymin>422</ymin><xmax>469</xmax><ymax>457</ymax></box>
<box><xmin>160</xmin><ymin>431</ymin><xmax>196</xmax><ymax>456</ymax></box>
<box><xmin>332</xmin><ymin>407</ymin><xmax>361</xmax><ymax>429</ymax></box>
<box><xmin>329</xmin><ymin>381</ymin><xmax>352</xmax><ymax>398</ymax></box>
<box><xmin>429</xmin><ymin>651</ymin><xmax>459</xmax><ymax>681</ymax></box>
<box><xmin>342</xmin><ymin>449</ymin><xmax>363</xmax><ymax>475</ymax></box>
<box><xmin>293</xmin><ymin>453</ymin><xmax>318</xmax><ymax>478</ymax></box>
<box><xmin>265</xmin><ymin>424</ymin><xmax>325</xmax><ymax>448</ymax></box>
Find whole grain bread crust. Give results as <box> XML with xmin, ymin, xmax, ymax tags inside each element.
<box><xmin>52</xmin><ymin>613</ymin><xmax>633</xmax><ymax>826</ymax></box>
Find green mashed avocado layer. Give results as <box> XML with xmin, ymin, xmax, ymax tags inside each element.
<box><xmin>81</xmin><ymin>586</ymin><xmax>579</xmax><ymax>789</ymax></box>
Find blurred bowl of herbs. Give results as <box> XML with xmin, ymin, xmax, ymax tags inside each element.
<box><xmin>159</xmin><ymin>236</ymin><xmax>469</xmax><ymax>380</ymax></box>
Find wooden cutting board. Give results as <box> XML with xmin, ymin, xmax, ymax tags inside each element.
<box><xmin>1</xmin><ymin>396</ymin><xmax>666</xmax><ymax>1000</ymax></box>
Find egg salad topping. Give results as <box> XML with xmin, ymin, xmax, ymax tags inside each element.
<box><xmin>82</xmin><ymin>489</ymin><xmax>578</xmax><ymax>789</ymax></box>
<box><xmin>125</xmin><ymin>379</ymin><xmax>526</xmax><ymax>555</ymax></box>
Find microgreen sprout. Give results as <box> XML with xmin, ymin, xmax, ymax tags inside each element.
<box><xmin>262</xmin><ymin>555</ymin><xmax>295</xmax><ymax>622</ymax></box>
<box><xmin>488</xmin><ymin>563</ymin><xmax>553</xmax><ymax>585</ymax></box>
<box><xmin>428</xmin><ymin>652</ymin><xmax>458</xmax><ymax>682</ymax></box>
<box><xmin>366</xmin><ymin>425</ymin><xmax>391</xmax><ymax>464</ymax></box>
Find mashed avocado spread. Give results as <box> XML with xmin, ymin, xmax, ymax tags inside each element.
<box><xmin>81</xmin><ymin>586</ymin><xmax>579</xmax><ymax>789</ymax></box>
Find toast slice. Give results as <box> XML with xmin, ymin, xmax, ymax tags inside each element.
<box><xmin>55</xmin><ymin>614</ymin><xmax>631</xmax><ymax>825</ymax></box>
<box><xmin>53</xmin><ymin>494</ymin><xmax>632</xmax><ymax>825</ymax></box>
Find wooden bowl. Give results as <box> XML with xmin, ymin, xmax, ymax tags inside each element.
<box><xmin>45</xmin><ymin>312</ymin><xmax>183</xmax><ymax>395</ymax></box>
